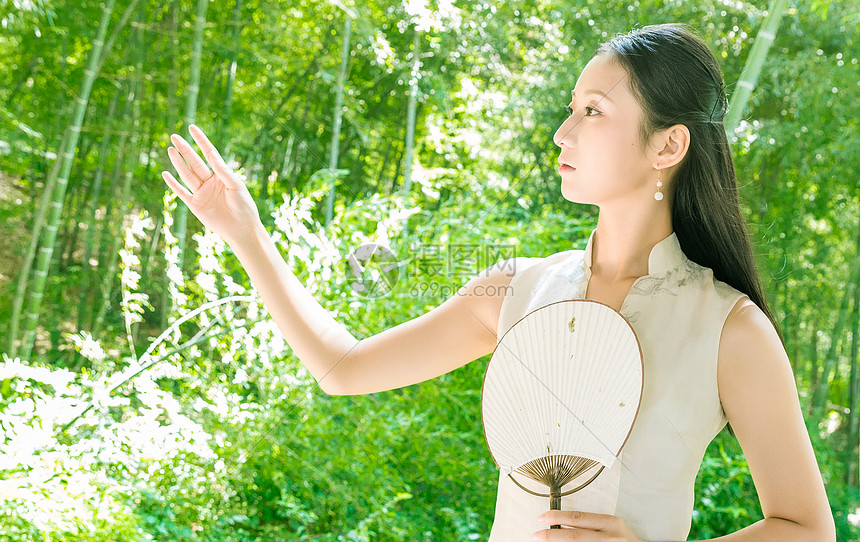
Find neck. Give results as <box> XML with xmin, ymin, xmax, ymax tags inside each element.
<box><xmin>591</xmin><ymin>203</ymin><xmax>673</xmax><ymax>281</ymax></box>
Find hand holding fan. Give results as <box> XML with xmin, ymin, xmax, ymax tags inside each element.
<box><xmin>481</xmin><ymin>299</ymin><xmax>643</xmax><ymax>529</ymax></box>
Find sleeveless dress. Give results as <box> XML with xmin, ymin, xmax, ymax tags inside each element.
<box><xmin>487</xmin><ymin>229</ymin><xmax>748</xmax><ymax>542</ymax></box>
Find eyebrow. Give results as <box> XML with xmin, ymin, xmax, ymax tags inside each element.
<box><xmin>571</xmin><ymin>89</ymin><xmax>615</xmax><ymax>104</ymax></box>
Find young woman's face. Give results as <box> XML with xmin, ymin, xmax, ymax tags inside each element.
<box><xmin>553</xmin><ymin>54</ymin><xmax>656</xmax><ymax>206</ymax></box>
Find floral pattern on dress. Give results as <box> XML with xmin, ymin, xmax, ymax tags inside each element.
<box><xmin>621</xmin><ymin>260</ymin><xmax>706</xmax><ymax>323</ymax></box>
<box><xmin>665</xmin><ymin>259</ymin><xmax>707</xmax><ymax>288</ymax></box>
<box><xmin>561</xmin><ymin>247</ymin><xmax>706</xmax><ymax>325</ymax></box>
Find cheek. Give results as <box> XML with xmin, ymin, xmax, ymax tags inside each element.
<box><xmin>584</xmin><ymin>131</ymin><xmax>636</xmax><ymax>175</ymax></box>
<box><xmin>595</xmin><ymin>126</ymin><xmax>644</xmax><ymax>169</ymax></box>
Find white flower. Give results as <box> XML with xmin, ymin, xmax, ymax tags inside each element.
<box><xmin>68</xmin><ymin>332</ymin><xmax>107</xmax><ymax>363</ymax></box>
<box><xmin>131</xmin><ymin>214</ymin><xmax>154</xmax><ymax>238</ymax></box>
<box><xmin>164</xmin><ymin>245</ymin><xmax>180</xmax><ymax>267</ymax></box>
<box><xmin>194</xmin><ymin>231</ymin><xmax>225</xmax><ymax>255</ymax></box>
<box><xmin>232</xmin><ymin>367</ymin><xmax>248</xmax><ymax>385</ymax></box>
<box><xmin>223</xmin><ymin>275</ymin><xmax>246</xmax><ymax>295</ymax></box>
<box><xmin>166</xmin><ymin>265</ymin><xmax>184</xmax><ymax>285</ymax></box>
<box><xmin>124</xmin><ymin>229</ymin><xmax>140</xmax><ymax>251</ymax></box>
<box><xmin>195</xmin><ymin>272</ymin><xmax>218</xmax><ymax>294</ymax></box>
<box><xmin>121</xmin><ymin>267</ymin><xmax>141</xmax><ymax>289</ymax></box>
<box><xmin>0</xmin><ymin>356</ymin><xmax>27</xmax><ymax>380</ymax></box>
<box><xmin>199</xmin><ymin>253</ymin><xmax>220</xmax><ymax>273</ymax></box>
<box><xmin>119</xmin><ymin>247</ymin><xmax>140</xmax><ymax>266</ymax></box>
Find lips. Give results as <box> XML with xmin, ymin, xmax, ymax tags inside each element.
<box><xmin>558</xmin><ymin>158</ymin><xmax>575</xmax><ymax>168</ymax></box>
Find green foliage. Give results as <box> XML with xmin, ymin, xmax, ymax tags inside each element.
<box><xmin>692</xmin><ymin>431</ymin><xmax>764</xmax><ymax>538</ymax></box>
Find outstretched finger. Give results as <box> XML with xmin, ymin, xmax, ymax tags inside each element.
<box><xmin>188</xmin><ymin>124</ymin><xmax>243</xmax><ymax>190</ymax></box>
<box><xmin>170</xmin><ymin>133</ymin><xmax>213</xmax><ymax>187</ymax></box>
<box><xmin>162</xmin><ymin>170</ymin><xmax>194</xmax><ymax>207</ymax></box>
<box><xmin>167</xmin><ymin>146</ymin><xmax>205</xmax><ymax>192</ymax></box>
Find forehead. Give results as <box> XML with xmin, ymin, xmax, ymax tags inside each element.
<box><xmin>572</xmin><ymin>54</ymin><xmax>632</xmax><ymax>103</ymax></box>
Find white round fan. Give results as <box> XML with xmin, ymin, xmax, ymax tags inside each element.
<box><xmin>481</xmin><ymin>299</ymin><xmax>644</xmax><ymax>528</ymax></box>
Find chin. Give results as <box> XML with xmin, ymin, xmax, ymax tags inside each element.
<box><xmin>561</xmin><ymin>183</ymin><xmax>596</xmax><ymax>205</ymax></box>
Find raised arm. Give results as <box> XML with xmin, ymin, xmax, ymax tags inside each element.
<box><xmin>228</xmin><ymin>223</ymin><xmax>515</xmax><ymax>395</ymax></box>
<box><xmin>162</xmin><ymin>125</ymin><xmax>513</xmax><ymax>396</ymax></box>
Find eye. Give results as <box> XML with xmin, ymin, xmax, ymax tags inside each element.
<box><xmin>565</xmin><ymin>105</ymin><xmax>600</xmax><ymax>117</ymax></box>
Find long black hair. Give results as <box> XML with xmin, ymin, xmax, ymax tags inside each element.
<box><xmin>596</xmin><ymin>23</ymin><xmax>782</xmax><ymax>343</ymax></box>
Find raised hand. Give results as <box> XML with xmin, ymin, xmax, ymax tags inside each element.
<box><xmin>162</xmin><ymin>124</ymin><xmax>263</xmax><ymax>246</ymax></box>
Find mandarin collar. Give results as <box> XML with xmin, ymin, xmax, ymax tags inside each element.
<box><xmin>583</xmin><ymin>229</ymin><xmax>686</xmax><ymax>276</ymax></box>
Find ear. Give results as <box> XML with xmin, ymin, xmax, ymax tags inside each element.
<box><xmin>651</xmin><ymin>124</ymin><xmax>690</xmax><ymax>169</ymax></box>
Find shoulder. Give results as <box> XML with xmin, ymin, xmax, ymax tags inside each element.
<box><xmin>719</xmin><ymin>297</ymin><xmax>782</xmax><ymax>370</ymax></box>
<box><xmin>717</xmin><ymin>296</ymin><xmax>791</xmax><ymax>417</ymax></box>
<box><xmin>721</xmin><ymin>296</ymin><xmax>773</xmax><ymax>338</ymax></box>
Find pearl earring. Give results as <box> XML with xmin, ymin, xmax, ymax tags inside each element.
<box><xmin>654</xmin><ymin>168</ymin><xmax>664</xmax><ymax>201</ymax></box>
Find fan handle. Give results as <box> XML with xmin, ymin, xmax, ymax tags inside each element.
<box><xmin>549</xmin><ymin>482</ymin><xmax>561</xmax><ymax>529</ymax></box>
<box><xmin>507</xmin><ymin>463</ymin><xmax>606</xmax><ymax>529</ymax></box>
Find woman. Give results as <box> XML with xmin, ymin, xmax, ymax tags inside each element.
<box><xmin>162</xmin><ymin>23</ymin><xmax>835</xmax><ymax>542</ymax></box>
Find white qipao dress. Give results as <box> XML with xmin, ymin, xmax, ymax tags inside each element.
<box><xmin>487</xmin><ymin>230</ymin><xmax>748</xmax><ymax>542</ymax></box>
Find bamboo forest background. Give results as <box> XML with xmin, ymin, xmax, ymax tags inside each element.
<box><xmin>0</xmin><ymin>0</ymin><xmax>858</xmax><ymax>540</ymax></box>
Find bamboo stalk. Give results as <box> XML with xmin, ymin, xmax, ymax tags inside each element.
<box><xmin>398</xmin><ymin>29</ymin><xmax>421</xmax><ymax>243</ymax></box>
<box><xmin>7</xmin><ymin>128</ymin><xmax>69</xmax><ymax>357</ymax></box>
<box><xmin>219</xmin><ymin>0</ymin><xmax>244</xmax><ymax>155</ymax></box>
<box><xmin>170</xmin><ymin>0</ymin><xmax>209</xmax><ymax>318</ymax></box>
<box><xmin>724</xmin><ymin>0</ymin><xmax>789</xmax><ymax>134</ymax></box>
<box><xmin>17</xmin><ymin>0</ymin><xmax>118</xmax><ymax>361</ymax></box>
<box><xmin>75</xmin><ymin>91</ymin><xmax>121</xmax><ymax>336</ymax></box>
<box><xmin>324</xmin><ymin>13</ymin><xmax>353</xmax><ymax>226</ymax></box>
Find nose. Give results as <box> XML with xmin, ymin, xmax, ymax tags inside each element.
<box><xmin>553</xmin><ymin>114</ymin><xmax>578</xmax><ymax>148</ymax></box>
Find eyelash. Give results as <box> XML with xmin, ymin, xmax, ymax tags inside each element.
<box><xmin>566</xmin><ymin>105</ymin><xmax>600</xmax><ymax>117</ymax></box>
